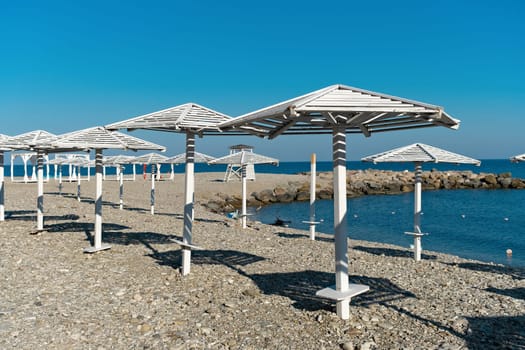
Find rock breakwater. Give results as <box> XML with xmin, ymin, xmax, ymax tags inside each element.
<box><xmin>204</xmin><ymin>169</ymin><xmax>525</xmax><ymax>213</ymax></box>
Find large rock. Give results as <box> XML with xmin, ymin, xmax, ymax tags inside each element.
<box><xmin>482</xmin><ymin>174</ymin><xmax>498</xmax><ymax>185</ymax></box>
<box><xmin>295</xmin><ymin>191</ymin><xmax>310</xmax><ymax>201</ymax></box>
<box><xmin>317</xmin><ymin>188</ymin><xmax>333</xmax><ymax>199</ymax></box>
<box><xmin>253</xmin><ymin>189</ymin><xmax>275</xmax><ymax>203</ymax></box>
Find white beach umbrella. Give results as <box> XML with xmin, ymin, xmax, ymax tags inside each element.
<box><xmin>209</xmin><ymin>151</ymin><xmax>278</xmax><ymax>229</ymax></box>
<box><xmin>165</xmin><ymin>151</ymin><xmax>216</xmax><ymax>181</ymax></box>
<box><xmin>103</xmin><ymin>155</ymin><xmax>137</xmax><ymax>209</ymax></box>
<box><xmin>7</xmin><ymin>130</ymin><xmax>62</xmax><ymax>232</ymax></box>
<box><xmin>106</xmin><ymin>102</ymin><xmax>238</xmax><ymax>276</ymax></box>
<box><xmin>217</xmin><ymin>84</ymin><xmax>460</xmax><ymax>319</ymax></box>
<box><xmin>130</xmin><ymin>152</ymin><xmax>170</xmax><ymax>215</ymax></box>
<box><xmin>52</xmin><ymin>126</ymin><xmax>165</xmax><ymax>253</ymax></box>
<box><xmin>362</xmin><ymin>143</ymin><xmax>480</xmax><ymax>261</ymax></box>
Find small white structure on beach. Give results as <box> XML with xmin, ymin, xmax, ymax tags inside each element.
<box><xmin>52</xmin><ymin>126</ymin><xmax>165</xmax><ymax>253</ymax></box>
<box><xmin>218</xmin><ymin>84</ymin><xmax>461</xmax><ymax>320</ymax></box>
<box><xmin>131</xmin><ymin>152</ymin><xmax>170</xmax><ymax>215</ymax></box>
<box><xmin>223</xmin><ymin>144</ymin><xmax>256</xmax><ymax>182</ymax></box>
<box><xmin>209</xmin><ymin>150</ymin><xmax>278</xmax><ymax>228</ymax></box>
<box><xmin>103</xmin><ymin>155</ymin><xmax>136</xmax><ymax>209</ymax></box>
<box><xmin>362</xmin><ymin>143</ymin><xmax>480</xmax><ymax>261</ymax></box>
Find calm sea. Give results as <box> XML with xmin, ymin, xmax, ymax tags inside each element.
<box><xmin>6</xmin><ymin>159</ymin><xmax>525</xmax><ymax>267</ymax></box>
<box><xmin>248</xmin><ymin>159</ymin><xmax>525</xmax><ymax>268</ymax></box>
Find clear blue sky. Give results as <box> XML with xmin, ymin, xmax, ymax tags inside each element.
<box><xmin>1</xmin><ymin>0</ymin><xmax>523</xmax><ymax>161</ymax></box>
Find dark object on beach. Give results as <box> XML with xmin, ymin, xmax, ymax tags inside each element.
<box><xmin>271</xmin><ymin>217</ymin><xmax>291</xmax><ymax>227</ymax></box>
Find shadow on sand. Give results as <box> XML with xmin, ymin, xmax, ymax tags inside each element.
<box><xmin>444</xmin><ymin>261</ymin><xmax>524</xmax><ymax>280</ymax></box>
<box><xmin>353</xmin><ymin>245</ymin><xmax>438</xmax><ymax>260</ymax></box>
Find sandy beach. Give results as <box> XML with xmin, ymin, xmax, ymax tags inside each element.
<box><xmin>0</xmin><ymin>173</ymin><xmax>523</xmax><ymax>349</ymax></box>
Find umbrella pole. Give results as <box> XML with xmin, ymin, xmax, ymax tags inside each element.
<box><xmin>23</xmin><ymin>156</ymin><xmax>29</xmax><ymax>183</ymax></box>
<box><xmin>333</xmin><ymin>128</ymin><xmax>350</xmax><ymax>319</ymax></box>
<box><xmin>414</xmin><ymin>162</ymin><xmax>423</xmax><ymax>261</ymax></box>
<box><xmin>0</xmin><ymin>151</ymin><xmax>4</xmax><ymax>221</ymax></box>
<box><xmin>119</xmin><ymin>165</ymin><xmax>124</xmax><ymax>210</ymax></box>
<box><xmin>77</xmin><ymin>165</ymin><xmax>81</xmax><ymax>202</ymax></box>
<box><xmin>10</xmin><ymin>154</ymin><xmax>14</xmax><ymax>182</ymax></box>
<box><xmin>181</xmin><ymin>131</ymin><xmax>195</xmax><ymax>276</ymax></box>
<box><xmin>151</xmin><ymin>164</ymin><xmax>155</xmax><ymax>215</ymax></box>
<box><xmin>37</xmin><ymin>151</ymin><xmax>44</xmax><ymax>231</ymax></box>
<box><xmin>316</xmin><ymin>128</ymin><xmax>369</xmax><ymax>320</ymax></box>
<box><xmin>310</xmin><ymin>153</ymin><xmax>317</xmax><ymax>239</ymax></box>
<box><xmin>84</xmin><ymin>149</ymin><xmax>111</xmax><ymax>253</ymax></box>
<box><xmin>241</xmin><ymin>164</ymin><xmax>247</xmax><ymax>229</ymax></box>
<box><xmin>58</xmin><ymin>166</ymin><xmax>63</xmax><ymax>195</ymax></box>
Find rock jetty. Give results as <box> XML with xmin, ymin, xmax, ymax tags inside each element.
<box><xmin>204</xmin><ymin>169</ymin><xmax>525</xmax><ymax>213</ymax></box>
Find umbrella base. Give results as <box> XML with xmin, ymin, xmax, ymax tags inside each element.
<box><xmin>404</xmin><ymin>231</ymin><xmax>427</xmax><ymax>237</ymax></box>
<box><xmin>170</xmin><ymin>238</ymin><xmax>203</xmax><ymax>251</ymax></box>
<box><xmin>83</xmin><ymin>244</ymin><xmax>111</xmax><ymax>254</ymax></box>
<box><xmin>316</xmin><ymin>284</ymin><xmax>369</xmax><ymax>301</ymax></box>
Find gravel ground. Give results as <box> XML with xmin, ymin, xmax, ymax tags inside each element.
<box><xmin>0</xmin><ymin>174</ymin><xmax>523</xmax><ymax>349</ymax></box>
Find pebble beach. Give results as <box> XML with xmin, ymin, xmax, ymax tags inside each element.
<box><xmin>0</xmin><ymin>173</ymin><xmax>524</xmax><ymax>349</ymax></box>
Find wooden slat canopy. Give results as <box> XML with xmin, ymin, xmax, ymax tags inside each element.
<box><xmin>105</xmin><ymin>103</ymin><xmax>236</xmax><ymax>135</ymax></box>
<box><xmin>166</xmin><ymin>151</ymin><xmax>216</xmax><ymax>164</ymax></box>
<box><xmin>362</xmin><ymin>143</ymin><xmax>480</xmax><ymax>165</ymax></box>
<box><xmin>218</xmin><ymin>84</ymin><xmax>460</xmax><ymax>137</ymax></box>
<box><xmin>131</xmin><ymin>152</ymin><xmax>169</xmax><ymax>164</ymax></box>
<box><xmin>209</xmin><ymin>151</ymin><xmax>278</xmax><ymax>166</ymax></box>
<box><xmin>52</xmin><ymin>126</ymin><xmax>166</xmax><ymax>151</ymax></box>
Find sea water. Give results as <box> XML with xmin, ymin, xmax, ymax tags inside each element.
<box><xmin>249</xmin><ymin>159</ymin><xmax>525</xmax><ymax>267</ymax></box>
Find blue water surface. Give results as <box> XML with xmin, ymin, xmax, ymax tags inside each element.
<box><xmin>251</xmin><ymin>189</ymin><xmax>525</xmax><ymax>267</ymax></box>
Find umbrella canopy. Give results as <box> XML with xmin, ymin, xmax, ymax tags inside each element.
<box><xmin>166</xmin><ymin>151</ymin><xmax>216</xmax><ymax>164</ymax></box>
<box><xmin>0</xmin><ymin>134</ymin><xmax>17</xmax><ymax>151</ymax></box>
<box><xmin>52</xmin><ymin>126</ymin><xmax>165</xmax><ymax>253</ymax></box>
<box><xmin>103</xmin><ymin>155</ymin><xmax>136</xmax><ymax>166</ymax></box>
<box><xmin>52</xmin><ymin>126</ymin><xmax>165</xmax><ymax>151</ymax></box>
<box><xmin>106</xmin><ymin>103</ymin><xmax>238</xmax><ymax>276</ymax></box>
<box><xmin>218</xmin><ymin>84</ymin><xmax>459</xmax><ymax>137</ymax></box>
<box><xmin>105</xmin><ymin>102</ymin><xmax>232</xmax><ymax>134</ymax></box>
<box><xmin>209</xmin><ymin>150</ymin><xmax>278</xmax><ymax>166</ymax></box>
<box><xmin>510</xmin><ymin>154</ymin><xmax>525</xmax><ymax>163</ymax></box>
<box><xmin>362</xmin><ymin>143</ymin><xmax>480</xmax><ymax>261</ymax></box>
<box><xmin>7</xmin><ymin>130</ymin><xmax>59</xmax><ymax>150</ymax></box>
<box><xmin>362</xmin><ymin>143</ymin><xmax>481</xmax><ymax>165</ymax></box>
<box><xmin>131</xmin><ymin>152</ymin><xmax>169</xmax><ymax>164</ymax></box>
<box><xmin>218</xmin><ymin>84</ymin><xmax>460</xmax><ymax>320</ymax></box>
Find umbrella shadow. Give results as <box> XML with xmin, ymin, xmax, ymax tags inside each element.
<box><xmin>5</xmin><ymin>211</ymin><xmax>81</xmax><ymax>222</ymax></box>
<box><xmin>275</xmin><ymin>232</ymin><xmax>334</xmax><ymax>243</ymax></box>
<box><xmin>443</xmin><ymin>261</ymin><xmax>524</xmax><ymax>280</ymax></box>
<box><xmin>464</xmin><ymin>315</ymin><xmax>525</xmax><ymax>349</ymax></box>
<box><xmin>44</xmin><ymin>221</ymin><xmax>129</xmax><ymax>234</ymax></box>
<box><xmin>353</xmin><ymin>245</ymin><xmax>438</xmax><ymax>260</ymax></box>
<box><xmin>485</xmin><ymin>287</ymin><xmax>525</xmax><ymax>301</ymax></box>
<box><xmin>248</xmin><ymin>270</ymin><xmax>416</xmax><ymax>311</ymax></box>
<box><xmin>147</xmin><ymin>248</ymin><xmax>266</xmax><ymax>271</ymax></box>
<box><xmin>102</xmin><ymin>230</ymin><xmax>178</xmax><ymax>246</ymax></box>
